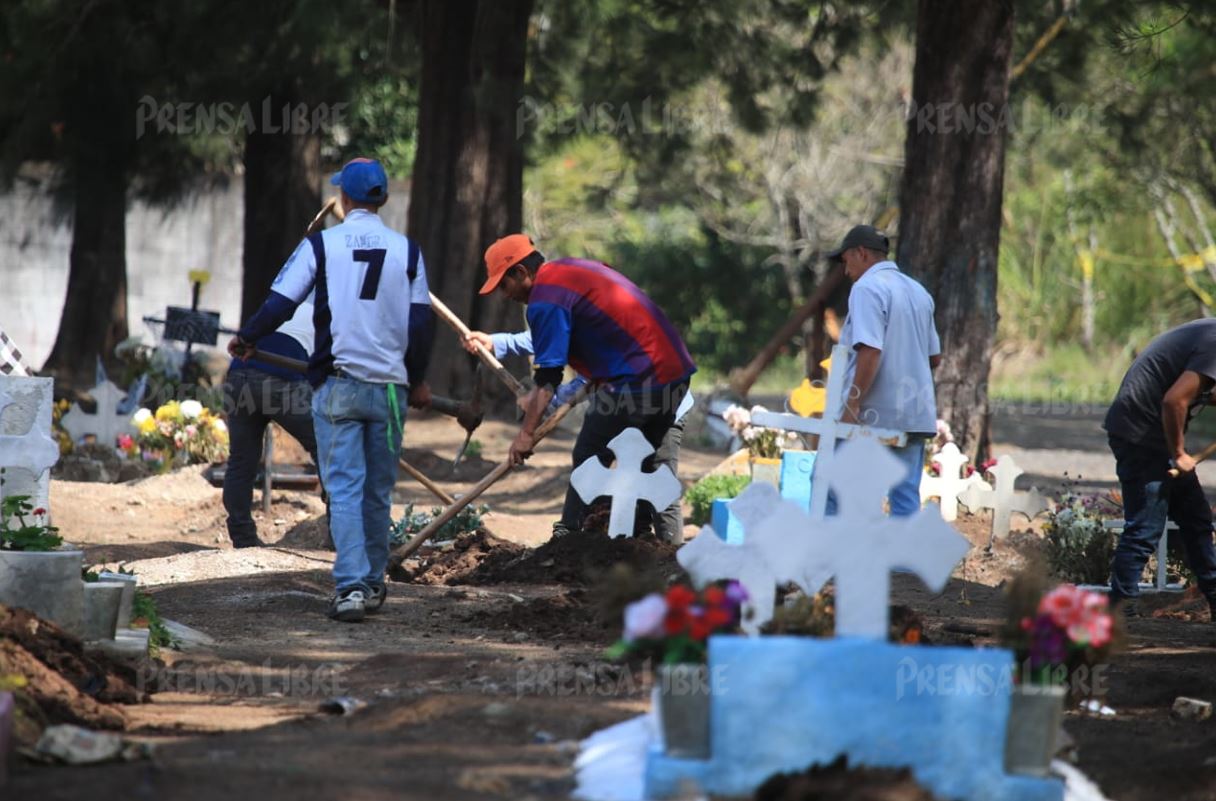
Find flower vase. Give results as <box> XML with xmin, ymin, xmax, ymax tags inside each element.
<box><xmin>656</xmin><ymin>663</ymin><xmax>711</xmax><ymax>758</ymax></box>
<box><xmin>1004</xmin><ymin>684</ymin><xmax>1066</xmax><ymax>776</ymax></box>
<box><xmin>748</xmin><ymin>457</ymin><xmax>782</xmax><ymax>488</ymax></box>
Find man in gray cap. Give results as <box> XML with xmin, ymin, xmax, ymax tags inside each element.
<box><xmin>826</xmin><ymin>225</ymin><xmax>941</xmax><ymax>516</ymax></box>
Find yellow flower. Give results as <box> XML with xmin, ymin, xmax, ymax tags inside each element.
<box><xmin>155</xmin><ymin>401</ymin><xmax>182</xmax><ymax>422</ymax></box>
<box><xmin>139</xmin><ymin>416</ymin><xmax>157</xmax><ymax>435</ymax></box>
<box><xmin>188</xmin><ymin>269</ymin><xmax>211</xmax><ymax>286</ymax></box>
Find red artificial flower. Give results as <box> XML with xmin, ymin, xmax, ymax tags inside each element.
<box><xmin>689</xmin><ymin>616</ymin><xmax>712</xmax><ymax>641</ymax></box>
<box><xmin>702</xmin><ymin>586</ymin><xmax>726</xmax><ymax>607</ymax></box>
<box><xmin>666</xmin><ymin>585</ymin><xmax>696</xmax><ymax>610</ymax></box>
<box><xmin>33</xmin><ymin>507</ymin><xmax>46</xmax><ymax>516</ymax></box>
<box><xmin>703</xmin><ymin>605</ymin><xmax>732</xmax><ymax>630</ymax></box>
<box><xmin>664</xmin><ymin>606</ymin><xmax>691</xmax><ymax>636</ymax></box>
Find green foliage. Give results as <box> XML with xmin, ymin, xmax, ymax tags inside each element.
<box><xmin>342</xmin><ymin>73</ymin><xmax>419</xmax><ymax>178</ymax></box>
<box><xmin>685</xmin><ymin>474</ymin><xmax>751</xmax><ymax>527</ymax></box>
<box><xmin>390</xmin><ymin>504</ymin><xmax>489</xmax><ymax>546</ymax></box>
<box><xmin>0</xmin><ymin>495</ymin><xmax>62</xmax><ymax>552</ymax></box>
<box><xmin>1043</xmin><ymin>492</ymin><xmax>1120</xmax><ymax>585</ymax></box>
<box><xmin>132</xmin><ymin>591</ymin><xmax>175</xmax><ymax>655</ymax></box>
<box><xmin>463</xmin><ymin>439</ymin><xmax>483</xmax><ymax>460</ymax></box>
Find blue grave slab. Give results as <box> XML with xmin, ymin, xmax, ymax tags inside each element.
<box><xmin>710</xmin><ymin>498</ymin><xmax>746</xmax><ymax>545</ymax></box>
<box><xmin>645</xmin><ymin>636</ymin><xmax>1064</xmax><ymax>801</ymax></box>
<box><xmin>779</xmin><ymin>450</ymin><xmax>816</xmax><ymax>513</ymax></box>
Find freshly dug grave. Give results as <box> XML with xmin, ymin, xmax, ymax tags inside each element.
<box><xmin>0</xmin><ymin>605</ymin><xmax>148</xmax><ymax>745</ymax></box>
<box><xmin>403</xmin><ymin>529</ymin><xmax>680</xmax><ymax>587</ymax></box>
<box><xmin>460</xmin><ymin>587</ymin><xmax>617</xmax><ymax>643</ymax></box>
<box><xmin>751</xmin><ymin>756</ymin><xmax>940</xmax><ymax>801</ymax></box>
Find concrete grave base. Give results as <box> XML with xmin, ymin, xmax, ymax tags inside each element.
<box><xmin>86</xmin><ymin>628</ymin><xmax>151</xmax><ymax>664</ymax></box>
<box><xmin>97</xmin><ymin>572</ymin><xmax>137</xmax><ymax>628</ymax></box>
<box><xmin>82</xmin><ymin>581</ymin><xmax>126</xmax><ymax>641</ymax></box>
<box><xmin>0</xmin><ymin>550</ymin><xmax>84</xmax><ymax>636</ymax></box>
<box><xmin>644</xmin><ymin>636</ymin><xmax>1064</xmax><ymax>801</ymax></box>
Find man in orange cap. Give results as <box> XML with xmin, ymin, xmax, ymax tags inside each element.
<box><xmin>473</xmin><ymin>234</ymin><xmax>696</xmax><ymax>540</ymax></box>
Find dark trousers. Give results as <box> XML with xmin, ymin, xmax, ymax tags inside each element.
<box><xmin>560</xmin><ymin>384</ymin><xmax>687</xmax><ymax>542</ymax></box>
<box><xmin>1108</xmin><ymin>436</ymin><xmax>1216</xmax><ymax>609</ymax></box>
<box><xmin>223</xmin><ymin>368</ymin><xmax>320</xmax><ymax>546</ymax></box>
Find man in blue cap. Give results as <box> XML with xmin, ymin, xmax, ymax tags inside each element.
<box><xmin>230</xmin><ymin>157</ymin><xmax>435</xmax><ymax>622</ymax></box>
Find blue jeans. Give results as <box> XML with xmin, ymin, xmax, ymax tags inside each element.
<box><xmin>312</xmin><ymin>376</ymin><xmax>405</xmax><ymax>592</ymax></box>
<box><xmin>1108</xmin><ymin>436</ymin><xmax>1216</xmax><ymax>609</ymax></box>
<box><xmin>826</xmin><ymin>438</ymin><xmax>926</xmax><ymax>517</ymax></box>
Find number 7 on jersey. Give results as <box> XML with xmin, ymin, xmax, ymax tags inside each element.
<box><xmin>354</xmin><ymin>248</ymin><xmax>387</xmax><ymax>300</ymax></box>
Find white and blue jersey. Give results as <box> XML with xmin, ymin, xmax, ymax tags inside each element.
<box><xmin>239</xmin><ymin>209</ymin><xmax>435</xmax><ymax>387</ymax></box>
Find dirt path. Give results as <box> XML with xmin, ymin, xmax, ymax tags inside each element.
<box><xmin>10</xmin><ymin>413</ymin><xmax>1216</xmax><ymax>800</ymax></box>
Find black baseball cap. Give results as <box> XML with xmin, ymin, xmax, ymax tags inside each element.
<box><xmin>825</xmin><ymin>225</ymin><xmax>890</xmax><ymax>262</ymax></box>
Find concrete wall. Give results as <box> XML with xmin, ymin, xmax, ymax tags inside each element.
<box><xmin>0</xmin><ymin>167</ymin><xmax>410</xmax><ymax>369</ymax></box>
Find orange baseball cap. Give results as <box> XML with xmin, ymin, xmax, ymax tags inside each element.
<box><xmin>480</xmin><ymin>234</ymin><xmax>537</xmax><ymax>294</ymax></box>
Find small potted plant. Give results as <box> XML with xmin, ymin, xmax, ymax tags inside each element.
<box><xmin>607</xmin><ymin>582</ymin><xmax>749</xmax><ymax>758</ymax></box>
<box><xmin>0</xmin><ymin>492</ymin><xmax>85</xmax><ymax>636</ymax></box>
<box><xmin>1001</xmin><ymin>577</ymin><xmax>1118</xmax><ymax>776</ymax></box>
<box><xmin>721</xmin><ymin>405</ymin><xmax>797</xmax><ymax>486</ymax></box>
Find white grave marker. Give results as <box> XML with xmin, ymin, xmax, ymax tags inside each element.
<box><xmin>750</xmin><ymin>344</ymin><xmax>906</xmax><ymax>520</ymax></box>
<box><xmin>958</xmin><ymin>454</ymin><xmax>1049</xmax><ymax>544</ymax></box>
<box><xmin>679</xmin><ymin>439</ymin><xmax>971</xmax><ymax>638</ymax></box>
<box><xmin>60</xmin><ymin>380</ymin><xmax>138</xmax><ymax>447</ymax></box>
<box><xmin>0</xmin><ymin>385</ymin><xmax>59</xmax><ymax>478</ymax></box>
<box><xmin>919</xmin><ymin>442</ymin><xmax>991</xmax><ymax>522</ymax></box>
<box><xmin>569</xmin><ymin>428</ymin><xmax>682</xmax><ymax>538</ymax></box>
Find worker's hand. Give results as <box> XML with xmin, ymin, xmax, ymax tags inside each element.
<box><xmin>463</xmin><ymin>331</ymin><xmax>494</xmax><ymax>355</ymax></box>
<box><xmin>408</xmin><ymin>381</ymin><xmax>432</xmax><ymax>410</ymax></box>
<box><xmin>842</xmin><ymin>402</ymin><xmax>862</xmax><ymax>425</ymax></box>
<box><xmin>1172</xmin><ymin>452</ymin><xmax>1198</xmax><ymax>475</ymax></box>
<box><xmin>227</xmin><ymin>336</ymin><xmax>254</xmax><ymax>361</ymax></box>
<box><xmin>509</xmin><ymin>430</ymin><xmax>536</xmax><ymax>466</ymax></box>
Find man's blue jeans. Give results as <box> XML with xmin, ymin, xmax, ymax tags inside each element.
<box><xmin>1108</xmin><ymin>436</ymin><xmax>1216</xmax><ymax>610</ymax></box>
<box><xmin>313</xmin><ymin>376</ymin><xmax>405</xmax><ymax>592</ymax></box>
<box><xmin>826</xmin><ymin>437</ymin><xmax>926</xmax><ymax>517</ymax></box>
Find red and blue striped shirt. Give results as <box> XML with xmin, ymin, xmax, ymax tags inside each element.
<box><xmin>527</xmin><ymin>258</ymin><xmax>695</xmax><ymax>390</ymax></box>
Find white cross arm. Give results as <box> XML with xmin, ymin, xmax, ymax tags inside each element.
<box><xmin>750</xmin><ymin>410</ymin><xmax>907</xmax><ymax>447</ymax></box>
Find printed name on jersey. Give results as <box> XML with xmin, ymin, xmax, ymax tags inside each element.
<box><xmin>345</xmin><ymin>233</ymin><xmax>383</xmax><ymax>249</ymax></box>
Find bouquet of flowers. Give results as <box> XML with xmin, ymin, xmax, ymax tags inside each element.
<box><xmin>607</xmin><ymin>582</ymin><xmax>749</xmax><ymax>665</ymax></box>
<box><xmin>130</xmin><ymin>399</ymin><xmax>229</xmax><ymax>469</ymax></box>
<box><xmin>1043</xmin><ymin>489</ymin><xmax>1121</xmax><ymax>584</ymax></box>
<box><xmin>1004</xmin><ymin>579</ymin><xmax>1118</xmax><ymax>694</ymax></box>
<box><xmin>721</xmin><ymin>404</ymin><xmax>797</xmax><ymax>459</ymax></box>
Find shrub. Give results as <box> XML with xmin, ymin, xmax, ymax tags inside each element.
<box><xmin>685</xmin><ymin>474</ymin><xmax>751</xmax><ymax>527</ymax></box>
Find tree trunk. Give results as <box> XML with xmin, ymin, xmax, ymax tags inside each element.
<box><xmin>896</xmin><ymin>0</ymin><xmax>1014</xmax><ymax>461</ymax></box>
<box><xmin>408</xmin><ymin>0</ymin><xmax>532</xmax><ymax>403</ymax></box>
<box><xmin>42</xmin><ymin>154</ymin><xmax>129</xmax><ymax>388</ymax></box>
<box><xmin>241</xmin><ymin>107</ymin><xmax>322</xmax><ymax>323</ymax></box>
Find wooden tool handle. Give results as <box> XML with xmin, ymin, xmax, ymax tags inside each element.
<box><xmin>249</xmin><ymin>349</ymin><xmax>309</xmax><ymax>374</ymax></box>
<box><xmin>1168</xmin><ymin>440</ymin><xmax>1216</xmax><ymax>477</ymax></box>
<box><xmin>398</xmin><ymin>458</ymin><xmax>456</xmax><ymax>505</ymax></box>
<box><xmin>427</xmin><ymin>293</ymin><xmax>528</xmax><ymax>398</ymax></box>
<box><xmin>388</xmin><ymin>384</ymin><xmax>590</xmax><ymax>567</ymax></box>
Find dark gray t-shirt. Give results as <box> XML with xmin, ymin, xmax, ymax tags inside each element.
<box><xmin>1103</xmin><ymin>319</ymin><xmax>1216</xmax><ymax>452</ymax></box>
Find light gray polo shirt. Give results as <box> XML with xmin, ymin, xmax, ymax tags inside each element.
<box><xmin>838</xmin><ymin>261</ymin><xmax>940</xmax><ymax>435</ymax></box>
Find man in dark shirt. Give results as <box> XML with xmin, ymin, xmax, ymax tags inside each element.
<box><xmin>1103</xmin><ymin>319</ymin><xmax>1216</xmax><ymax>617</ymax></box>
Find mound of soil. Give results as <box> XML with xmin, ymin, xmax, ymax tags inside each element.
<box><xmin>403</xmin><ymin>529</ymin><xmax>680</xmax><ymax>587</ymax></box>
<box><xmin>0</xmin><ymin>605</ymin><xmax>147</xmax><ymax>746</ymax></box>
<box><xmin>753</xmin><ymin>756</ymin><xmax>940</xmax><ymax>801</ymax></box>
<box><xmin>461</xmin><ymin>588</ymin><xmax>616</xmax><ymax>642</ymax></box>
<box><xmin>1141</xmin><ymin>586</ymin><xmax>1212</xmax><ymax>621</ymax></box>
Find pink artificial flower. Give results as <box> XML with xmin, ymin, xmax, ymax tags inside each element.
<box><xmin>1039</xmin><ymin>585</ymin><xmax>1085</xmax><ymax>630</ymax></box>
<box><xmin>622</xmin><ymin>593</ymin><xmax>667</xmax><ymax>642</ymax></box>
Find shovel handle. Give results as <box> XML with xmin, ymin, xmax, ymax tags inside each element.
<box><xmin>1168</xmin><ymin>440</ymin><xmax>1216</xmax><ymax>477</ymax></box>
<box><xmin>427</xmin><ymin>294</ymin><xmax>528</xmax><ymax>399</ymax></box>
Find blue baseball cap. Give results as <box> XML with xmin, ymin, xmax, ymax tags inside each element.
<box><xmin>329</xmin><ymin>158</ymin><xmax>389</xmax><ymax>204</ymax></box>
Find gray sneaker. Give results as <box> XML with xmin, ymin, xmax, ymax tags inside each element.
<box><xmin>328</xmin><ymin>587</ymin><xmax>366</xmax><ymax>622</ymax></box>
<box><xmin>365</xmin><ymin>583</ymin><xmax>387</xmax><ymax>613</ymax></box>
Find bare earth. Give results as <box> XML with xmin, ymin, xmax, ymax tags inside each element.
<box><xmin>9</xmin><ymin>409</ymin><xmax>1216</xmax><ymax>801</ymax></box>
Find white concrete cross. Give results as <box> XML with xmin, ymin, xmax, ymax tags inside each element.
<box><xmin>61</xmin><ymin>380</ymin><xmax>137</xmax><ymax>448</ymax></box>
<box><xmin>750</xmin><ymin>344</ymin><xmax>906</xmax><ymax>520</ymax></box>
<box><xmin>958</xmin><ymin>454</ymin><xmax>1049</xmax><ymax>544</ymax></box>
<box><xmin>0</xmin><ymin>388</ymin><xmax>60</xmax><ymax>480</ymax></box>
<box><xmin>919</xmin><ymin>442</ymin><xmax>992</xmax><ymax>522</ymax></box>
<box><xmin>569</xmin><ymin>428</ymin><xmax>682</xmax><ymax>538</ymax></box>
<box><xmin>678</xmin><ymin>439</ymin><xmax>970</xmax><ymax>638</ymax></box>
